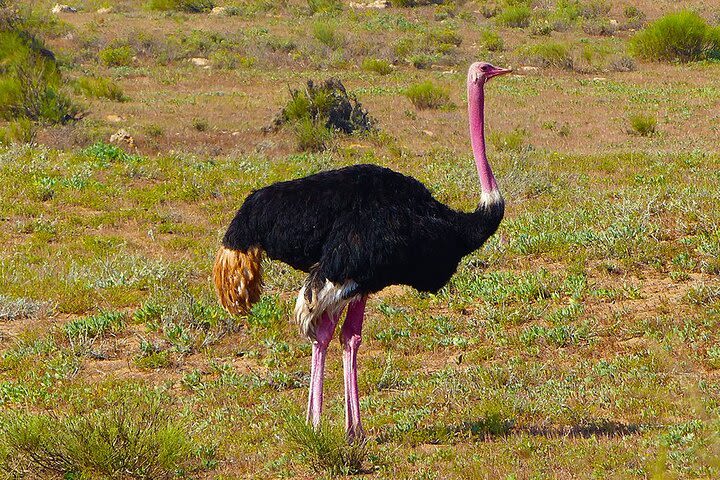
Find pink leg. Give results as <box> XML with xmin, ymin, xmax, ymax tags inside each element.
<box><xmin>341</xmin><ymin>296</ymin><xmax>367</xmax><ymax>441</ymax></box>
<box><xmin>306</xmin><ymin>311</ymin><xmax>339</xmax><ymax>428</ymax></box>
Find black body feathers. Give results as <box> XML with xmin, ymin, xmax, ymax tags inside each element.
<box><xmin>222</xmin><ymin>164</ymin><xmax>504</xmax><ymax>296</ymax></box>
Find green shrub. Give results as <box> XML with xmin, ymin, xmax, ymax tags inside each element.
<box><xmin>621</xmin><ymin>5</ymin><xmax>645</xmax><ymax>29</ymax></box>
<box><xmin>307</xmin><ymin>0</ymin><xmax>343</xmax><ymax>15</ymax></box>
<box><xmin>497</xmin><ymin>5</ymin><xmax>532</xmax><ymax>28</ymax></box>
<box><xmin>146</xmin><ymin>0</ymin><xmax>215</xmax><ymax>12</ymax></box>
<box><xmin>0</xmin><ymin>30</ymin><xmax>78</xmax><ymax>124</ymax></box>
<box><xmin>549</xmin><ymin>0</ymin><xmax>581</xmax><ymax>31</ymax></box>
<box><xmin>361</xmin><ymin>58</ymin><xmax>393</xmax><ymax>75</ymax></box>
<box><xmin>73</xmin><ymin>76</ymin><xmax>127</xmax><ymax>102</ymax></box>
<box><xmin>623</xmin><ymin>5</ymin><xmax>642</xmax><ymax>19</ymax></box>
<box><xmin>628</xmin><ymin>113</ymin><xmax>657</xmax><ymax>136</ymax></box>
<box><xmin>520</xmin><ymin>42</ymin><xmax>573</xmax><ymax>69</ymax></box>
<box><xmin>404</xmin><ymin>81</ymin><xmax>451</xmax><ymax>110</ymax></box>
<box><xmin>429</xmin><ymin>27</ymin><xmax>462</xmax><ymax>47</ymax></box>
<box><xmin>630</xmin><ymin>11</ymin><xmax>720</xmax><ymax>62</ymax></box>
<box><xmin>531</xmin><ymin>20</ymin><xmax>553</xmax><ymax>36</ymax></box>
<box><xmin>394</xmin><ymin>37</ymin><xmax>415</xmax><ymax>58</ymax></box>
<box><xmin>313</xmin><ymin>22</ymin><xmax>343</xmax><ymax>49</ymax></box>
<box><xmin>267</xmin><ymin>78</ymin><xmax>376</xmax><ymax>152</ymax></box>
<box><xmin>99</xmin><ymin>45</ymin><xmax>134</xmax><ymax>67</ymax></box>
<box><xmin>209</xmin><ymin>49</ymin><xmax>255</xmax><ymax>69</ymax></box>
<box><xmin>292</xmin><ymin>118</ymin><xmax>331</xmax><ymax>152</ymax></box>
<box><xmin>480</xmin><ymin>30</ymin><xmax>504</xmax><ymax>51</ymax></box>
<box><xmin>0</xmin><ymin>118</ymin><xmax>35</xmax><ymax>145</ymax></box>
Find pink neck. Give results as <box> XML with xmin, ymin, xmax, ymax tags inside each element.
<box><xmin>467</xmin><ymin>80</ymin><xmax>498</xmax><ymax>194</ymax></box>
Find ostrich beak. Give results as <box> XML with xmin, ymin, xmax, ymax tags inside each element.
<box><xmin>489</xmin><ymin>67</ymin><xmax>512</xmax><ymax>79</ymax></box>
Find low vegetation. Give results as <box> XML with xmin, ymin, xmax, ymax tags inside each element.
<box><xmin>2</xmin><ymin>393</ymin><xmax>211</xmax><ymax>477</ymax></box>
<box><xmin>284</xmin><ymin>414</ymin><xmax>367</xmax><ymax>475</ymax></box>
<box><xmin>628</xmin><ymin>113</ymin><xmax>657</xmax><ymax>136</ymax></box>
<box><xmin>267</xmin><ymin>78</ymin><xmax>376</xmax><ymax>151</ymax></box>
<box><xmin>361</xmin><ymin>57</ymin><xmax>394</xmax><ymax>75</ymax></box>
<box><xmin>0</xmin><ymin>26</ymin><xmax>77</xmax><ymax>124</ymax></box>
<box><xmin>404</xmin><ymin>81</ymin><xmax>451</xmax><ymax>109</ymax></box>
<box><xmin>496</xmin><ymin>4</ymin><xmax>532</xmax><ymax>28</ymax></box>
<box><xmin>519</xmin><ymin>41</ymin><xmax>573</xmax><ymax>69</ymax></box>
<box><xmin>73</xmin><ymin>76</ymin><xmax>127</xmax><ymax>102</ymax></box>
<box><xmin>146</xmin><ymin>0</ymin><xmax>216</xmax><ymax>13</ymax></box>
<box><xmin>98</xmin><ymin>45</ymin><xmax>134</xmax><ymax>67</ymax></box>
<box><xmin>631</xmin><ymin>10</ymin><xmax>720</xmax><ymax>62</ymax></box>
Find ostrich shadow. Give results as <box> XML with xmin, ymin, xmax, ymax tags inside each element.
<box><xmin>377</xmin><ymin>414</ymin><xmax>646</xmax><ymax>445</ymax></box>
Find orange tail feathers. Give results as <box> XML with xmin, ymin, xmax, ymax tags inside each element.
<box><xmin>213</xmin><ymin>246</ymin><xmax>263</xmax><ymax>315</ymax></box>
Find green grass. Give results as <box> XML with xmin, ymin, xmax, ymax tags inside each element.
<box><xmin>0</xmin><ymin>145</ymin><xmax>719</xmax><ymax>477</ymax></box>
<box><xmin>1</xmin><ymin>393</ymin><xmax>210</xmax><ymax>477</ymax></box>
<box><xmin>283</xmin><ymin>413</ymin><xmax>367</xmax><ymax>475</ymax></box>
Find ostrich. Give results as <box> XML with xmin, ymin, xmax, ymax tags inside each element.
<box><xmin>214</xmin><ymin>62</ymin><xmax>511</xmax><ymax>440</ymax></box>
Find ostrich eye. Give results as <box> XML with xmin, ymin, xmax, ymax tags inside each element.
<box><xmin>481</xmin><ymin>65</ymin><xmax>491</xmax><ymax>72</ymax></box>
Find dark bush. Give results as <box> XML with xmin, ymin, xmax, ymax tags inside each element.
<box><xmin>265</xmin><ymin>78</ymin><xmax>376</xmax><ymax>151</ymax></box>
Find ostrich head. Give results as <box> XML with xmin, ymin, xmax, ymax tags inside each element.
<box><xmin>466</xmin><ymin>61</ymin><xmax>511</xmax><ymax>204</ymax></box>
<box><xmin>467</xmin><ymin>62</ymin><xmax>512</xmax><ymax>86</ymax></box>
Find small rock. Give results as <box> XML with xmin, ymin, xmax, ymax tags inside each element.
<box><xmin>592</xmin><ymin>77</ymin><xmax>607</xmax><ymax>82</ymax></box>
<box><xmin>210</xmin><ymin>6</ymin><xmax>227</xmax><ymax>15</ymax></box>
<box><xmin>51</xmin><ymin>4</ymin><xmax>77</xmax><ymax>14</ymax></box>
<box><xmin>105</xmin><ymin>115</ymin><xmax>124</xmax><ymax>123</ymax></box>
<box><xmin>190</xmin><ymin>57</ymin><xmax>209</xmax><ymax>67</ymax></box>
<box><xmin>110</xmin><ymin>128</ymin><xmax>134</xmax><ymax>148</ymax></box>
<box><xmin>96</xmin><ymin>7</ymin><xmax>113</xmax><ymax>14</ymax></box>
<box><xmin>423</xmin><ymin>130</ymin><xmax>434</xmax><ymax>137</ymax></box>
<box><xmin>520</xmin><ymin>66</ymin><xmax>539</xmax><ymax>73</ymax></box>
<box><xmin>609</xmin><ymin>19</ymin><xmax>619</xmax><ymax>26</ymax></box>
<box><xmin>349</xmin><ymin>0</ymin><xmax>388</xmax><ymax>9</ymax></box>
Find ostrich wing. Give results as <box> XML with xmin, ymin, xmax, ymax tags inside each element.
<box><xmin>318</xmin><ymin>206</ymin><xmax>465</xmax><ymax>295</ymax></box>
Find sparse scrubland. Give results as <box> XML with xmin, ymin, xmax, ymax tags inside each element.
<box><xmin>1</xmin><ymin>0</ymin><xmax>719</xmax><ymax>478</ymax></box>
